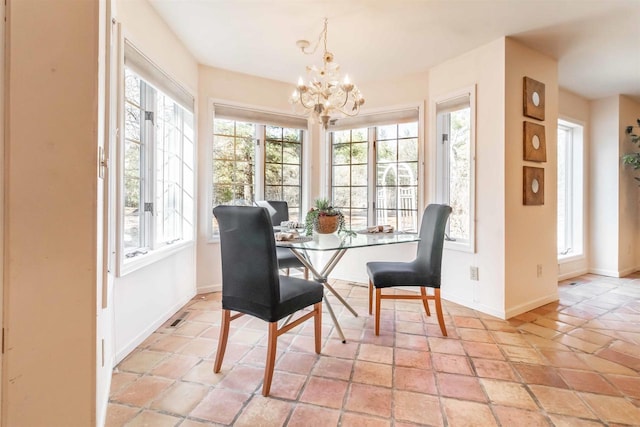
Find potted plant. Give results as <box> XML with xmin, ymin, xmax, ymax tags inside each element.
<box><xmin>622</xmin><ymin>119</ymin><xmax>640</xmax><ymax>184</ymax></box>
<box><xmin>304</xmin><ymin>198</ymin><xmax>354</xmax><ymax>236</ymax></box>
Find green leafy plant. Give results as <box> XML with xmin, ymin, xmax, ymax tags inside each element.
<box><xmin>304</xmin><ymin>198</ymin><xmax>355</xmax><ymax>236</ymax></box>
<box><xmin>622</xmin><ymin>118</ymin><xmax>640</xmax><ymax>184</ymax></box>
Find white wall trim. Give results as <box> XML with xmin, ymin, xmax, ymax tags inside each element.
<box><xmin>504</xmin><ymin>292</ymin><xmax>559</xmax><ymax>319</ymax></box>
<box><xmin>115</xmin><ymin>291</ymin><xmax>195</xmax><ymax>364</ymax></box>
<box><xmin>197</xmin><ymin>283</ymin><xmax>222</xmax><ymax>295</ymax></box>
<box><xmin>558</xmin><ymin>268</ymin><xmax>589</xmax><ymax>281</ymax></box>
<box><xmin>442</xmin><ymin>292</ymin><xmax>506</xmax><ymax>319</ymax></box>
<box><xmin>588</xmin><ymin>267</ymin><xmax>626</xmax><ymax>278</ymax></box>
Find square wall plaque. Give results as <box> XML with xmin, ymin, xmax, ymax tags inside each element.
<box><xmin>523</xmin><ymin>121</ymin><xmax>546</xmax><ymax>162</ymax></box>
<box><xmin>523</xmin><ymin>77</ymin><xmax>545</xmax><ymax>121</ymax></box>
<box><xmin>523</xmin><ymin>166</ymin><xmax>544</xmax><ymax>205</ymax></box>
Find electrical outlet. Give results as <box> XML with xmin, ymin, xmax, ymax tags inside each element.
<box><xmin>537</xmin><ymin>264</ymin><xmax>543</xmax><ymax>278</ymax></box>
<box><xmin>470</xmin><ymin>266</ymin><xmax>479</xmax><ymax>281</ymax></box>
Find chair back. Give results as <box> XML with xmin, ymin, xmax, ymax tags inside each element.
<box><xmin>255</xmin><ymin>200</ymin><xmax>289</xmax><ymax>226</ymax></box>
<box><xmin>414</xmin><ymin>204</ymin><xmax>452</xmax><ymax>287</ymax></box>
<box><xmin>213</xmin><ymin>205</ymin><xmax>281</xmax><ymax>320</ymax></box>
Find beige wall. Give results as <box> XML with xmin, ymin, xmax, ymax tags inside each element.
<box><xmin>557</xmin><ymin>89</ymin><xmax>590</xmax><ymax>279</ymax></box>
<box><xmin>428</xmin><ymin>38</ymin><xmax>507</xmax><ymax>317</ymax></box>
<box><xmin>4</xmin><ymin>0</ymin><xmax>99</xmax><ymax>424</ymax></box>
<box><xmin>112</xmin><ymin>0</ymin><xmax>199</xmax><ymax>363</ymax></box>
<box><xmin>618</xmin><ymin>95</ymin><xmax>640</xmax><ymax>273</ymax></box>
<box><xmin>504</xmin><ymin>38</ymin><xmax>559</xmax><ymax>315</ymax></box>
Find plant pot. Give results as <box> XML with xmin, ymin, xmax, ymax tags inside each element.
<box><xmin>315</xmin><ymin>214</ymin><xmax>339</xmax><ymax>234</ymax></box>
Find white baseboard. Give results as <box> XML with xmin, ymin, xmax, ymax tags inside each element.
<box><xmin>589</xmin><ymin>268</ymin><xmax>624</xmax><ymax>278</ymax></box>
<box><xmin>442</xmin><ymin>291</ymin><xmax>506</xmax><ymax>319</ymax></box>
<box><xmin>115</xmin><ymin>291</ymin><xmax>196</xmax><ymax>364</ymax></box>
<box><xmin>504</xmin><ymin>292</ymin><xmax>559</xmax><ymax>319</ymax></box>
<box><xmin>618</xmin><ymin>265</ymin><xmax>640</xmax><ymax>277</ymax></box>
<box><xmin>197</xmin><ymin>283</ymin><xmax>221</xmax><ymax>294</ymax></box>
<box><xmin>558</xmin><ymin>267</ymin><xmax>589</xmax><ymax>281</ymax></box>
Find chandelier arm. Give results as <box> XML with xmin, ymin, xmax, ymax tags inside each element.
<box><xmin>297</xmin><ymin>93</ymin><xmax>316</xmax><ymax>110</ymax></box>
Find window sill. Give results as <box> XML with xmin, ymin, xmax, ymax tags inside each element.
<box><xmin>444</xmin><ymin>240</ymin><xmax>474</xmax><ymax>253</ymax></box>
<box><xmin>118</xmin><ymin>240</ymin><xmax>194</xmax><ymax>277</ymax></box>
<box><xmin>558</xmin><ymin>253</ymin><xmax>585</xmax><ymax>264</ymax></box>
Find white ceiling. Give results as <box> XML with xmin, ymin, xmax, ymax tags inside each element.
<box><xmin>148</xmin><ymin>0</ymin><xmax>640</xmax><ymax>102</ymax></box>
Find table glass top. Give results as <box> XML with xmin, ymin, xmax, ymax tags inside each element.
<box><xmin>275</xmin><ymin>231</ymin><xmax>420</xmax><ymax>251</ymax></box>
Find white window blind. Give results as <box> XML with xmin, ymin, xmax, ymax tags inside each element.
<box><xmin>328</xmin><ymin>108</ymin><xmax>419</xmax><ymax>131</ymax></box>
<box><xmin>124</xmin><ymin>41</ymin><xmax>194</xmax><ymax>112</ymax></box>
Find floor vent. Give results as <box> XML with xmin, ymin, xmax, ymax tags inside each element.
<box><xmin>169</xmin><ymin>311</ymin><xmax>190</xmax><ymax>327</ymax></box>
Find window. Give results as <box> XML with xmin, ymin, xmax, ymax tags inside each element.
<box><xmin>211</xmin><ymin>105</ymin><xmax>306</xmax><ymax>235</ymax></box>
<box><xmin>120</xmin><ymin>43</ymin><xmax>195</xmax><ymax>272</ymax></box>
<box><xmin>557</xmin><ymin>119</ymin><xmax>584</xmax><ymax>259</ymax></box>
<box><xmin>435</xmin><ymin>87</ymin><xmax>475</xmax><ymax>251</ymax></box>
<box><xmin>329</xmin><ymin>109</ymin><xmax>420</xmax><ymax>232</ymax></box>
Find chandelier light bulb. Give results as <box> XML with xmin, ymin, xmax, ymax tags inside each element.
<box><xmin>289</xmin><ymin>18</ymin><xmax>365</xmax><ymax>129</ymax></box>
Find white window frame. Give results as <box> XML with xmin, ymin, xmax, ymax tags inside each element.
<box><xmin>208</xmin><ymin>101</ymin><xmax>307</xmax><ymax>241</ymax></box>
<box><xmin>325</xmin><ymin>105</ymin><xmax>423</xmax><ymax>232</ymax></box>
<box><xmin>117</xmin><ymin>42</ymin><xmax>195</xmax><ymax>276</ymax></box>
<box><xmin>433</xmin><ymin>85</ymin><xmax>476</xmax><ymax>253</ymax></box>
<box><xmin>557</xmin><ymin>117</ymin><xmax>584</xmax><ymax>262</ymax></box>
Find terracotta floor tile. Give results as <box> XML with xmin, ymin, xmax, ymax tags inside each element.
<box><xmin>150</xmin><ymin>381</ymin><xmax>208</xmax><ymax>416</ymax></box>
<box><xmin>558</xmin><ymin>368</ymin><xmax>620</xmax><ymax>395</ymax></box>
<box><xmin>189</xmin><ymin>388</ymin><xmax>251</xmax><ymax>424</ymax></box>
<box><xmin>394</xmin><ymin>367</ymin><xmax>437</xmax><ymax>394</ymax></box>
<box><xmin>453</xmin><ymin>315</ymin><xmax>485</xmax><ymax>329</ymax></box>
<box><xmin>514</xmin><ymin>364</ymin><xmax>568</xmax><ymax>388</ymax></box>
<box><xmin>233</xmin><ymin>396</ymin><xmax>292</xmax><ymax>427</ymax></box>
<box><xmin>345</xmin><ymin>383</ymin><xmax>393</xmax><ymax>418</ymax></box>
<box><xmin>125</xmin><ymin>410</ymin><xmax>182</xmax><ymax>427</ymax></box>
<box><xmin>265</xmin><ymin>371</ymin><xmax>307</xmax><ymax>400</ymax></box>
<box><xmin>357</xmin><ymin>343</ymin><xmax>393</xmax><ymax>364</ymax></box>
<box><xmin>579</xmin><ymin>392</ymin><xmax>640</xmax><ymax>425</ymax></box>
<box><xmin>394</xmin><ymin>333</ymin><xmax>429</xmax><ymax>351</ymax></box>
<box><xmin>352</xmin><ymin>360</ymin><xmax>392</xmax><ymax>387</ymax></box>
<box><xmin>150</xmin><ymin>354</ymin><xmax>200</xmax><ymax>379</ymax></box>
<box><xmin>493</xmin><ymin>406</ymin><xmax>551</xmax><ymax>426</ymax></box>
<box><xmin>394</xmin><ymin>390</ymin><xmax>443</xmax><ymax>425</ymax></box>
<box><xmin>118</xmin><ymin>350</ymin><xmax>168</xmax><ymax>374</ymax></box>
<box><xmin>288</xmin><ymin>404</ymin><xmax>340</xmax><ymax>427</ymax></box>
<box><xmin>546</xmin><ymin>414</ymin><xmax>604</xmax><ymax>427</ymax></box>
<box><xmin>394</xmin><ymin>348</ymin><xmax>431</xmax><ymax>369</ymax></box>
<box><xmin>300</xmin><ymin>377</ymin><xmax>348</xmax><ymax>409</ymax></box>
<box><xmin>529</xmin><ymin>385</ymin><xmax>596</xmax><ymax>418</ymax></box>
<box><xmin>441</xmin><ymin>398</ymin><xmax>497</xmax><ymax>426</ymax></box>
<box><xmin>456</xmin><ymin>327</ymin><xmax>494</xmax><ymax>343</ymax></box>
<box><xmin>462</xmin><ymin>341</ymin><xmax>505</xmax><ymax>360</ymax></box>
<box><xmin>111</xmin><ymin>376</ymin><xmax>174</xmax><ymax>407</ymax></box>
<box><xmin>340</xmin><ymin>412</ymin><xmax>390</xmax><ymax>427</ymax></box>
<box><xmin>472</xmin><ymin>358</ymin><xmax>519</xmax><ymax>381</ymax></box>
<box><xmin>431</xmin><ymin>353</ymin><xmax>472</xmax><ymax>375</ymax></box>
<box><xmin>437</xmin><ymin>372</ymin><xmax>487</xmax><ymax>402</ymax></box>
<box><xmin>605</xmin><ymin>374</ymin><xmax>640</xmax><ymax>399</ymax></box>
<box><xmin>107</xmin><ymin>276</ymin><xmax>640</xmax><ymax>427</ymax></box>
<box><xmin>481</xmin><ymin>378</ymin><xmax>538</xmax><ymax>409</ymax></box>
<box><xmin>217</xmin><ymin>365</ymin><xmax>264</xmax><ymax>393</ymax></box>
<box><xmin>105</xmin><ymin>403</ymin><xmax>139</xmax><ymax>427</ymax></box>
<box><xmin>182</xmin><ymin>359</ymin><xmax>223</xmax><ymax>386</ymax></box>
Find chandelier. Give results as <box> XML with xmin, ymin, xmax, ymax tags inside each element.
<box><xmin>290</xmin><ymin>18</ymin><xmax>365</xmax><ymax>129</ymax></box>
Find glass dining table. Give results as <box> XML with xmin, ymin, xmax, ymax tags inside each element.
<box><xmin>276</xmin><ymin>231</ymin><xmax>420</xmax><ymax>342</ymax></box>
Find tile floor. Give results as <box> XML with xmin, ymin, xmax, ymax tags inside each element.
<box><xmin>107</xmin><ymin>273</ymin><xmax>640</xmax><ymax>426</ymax></box>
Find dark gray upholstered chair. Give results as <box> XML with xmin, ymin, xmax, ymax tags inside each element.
<box><xmin>212</xmin><ymin>205</ymin><xmax>323</xmax><ymax>396</ymax></box>
<box><xmin>366</xmin><ymin>204</ymin><xmax>452</xmax><ymax>336</ymax></box>
<box><xmin>255</xmin><ymin>200</ymin><xmax>308</xmax><ymax>279</ymax></box>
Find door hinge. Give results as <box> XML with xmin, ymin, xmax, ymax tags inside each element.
<box><xmin>98</xmin><ymin>146</ymin><xmax>108</xmax><ymax>179</ymax></box>
<box><xmin>144</xmin><ymin>202</ymin><xmax>154</xmax><ymax>214</ymax></box>
<box><xmin>442</xmin><ymin>134</ymin><xmax>448</xmax><ymax>144</ymax></box>
<box><xmin>145</xmin><ymin>111</ymin><xmax>154</xmax><ymax>123</ymax></box>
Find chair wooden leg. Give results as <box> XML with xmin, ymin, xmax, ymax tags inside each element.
<box><xmin>285</xmin><ymin>268</ymin><xmax>290</xmax><ymax>276</ymax></box>
<box><xmin>434</xmin><ymin>288</ymin><xmax>447</xmax><ymax>336</ymax></box>
<box><xmin>375</xmin><ymin>288</ymin><xmax>382</xmax><ymax>335</ymax></box>
<box><xmin>368</xmin><ymin>280</ymin><xmax>373</xmax><ymax>315</ymax></box>
<box><xmin>314</xmin><ymin>302</ymin><xmax>322</xmax><ymax>353</ymax></box>
<box><xmin>214</xmin><ymin>309</ymin><xmax>231</xmax><ymax>373</ymax></box>
<box><xmin>304</xmin><ymin>268</ymin><xmax>309</xmax><ymax>280</ymax></box>
<box><xmin>263</xmin><ymin>322</ymin><xmax>278</xmax><ymax>396</ymax></box>
<box><xmin>420</xmin><ymin>287</ymin><xmax>431</xmax><ymax>316</ymax></box>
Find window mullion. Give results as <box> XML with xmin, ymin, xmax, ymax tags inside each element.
<box><xmin>144</xmin><ymin>84</ymin><xmax>156</xmax><ymax>250</ymax></box>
